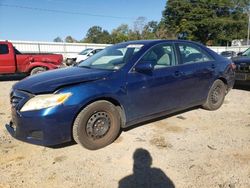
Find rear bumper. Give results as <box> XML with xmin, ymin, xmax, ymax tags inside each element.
<box><xmin>234</xmin><ymin>72</ymin><xmax>250</xmax><ymax>86</ymax></box>
<box><xmin>235</xmin><ymin>72</ymin><xmax>250</xmax><ymax>81</ymax></box>
<box><xmin>224</xmin><ymin>73</ymin><xmax>235</xmax><ymax>94</ymax></box>
<box><xmin>235</xmin><ymin>80</ymin><xmax>250</xmax><ymax>86</ymax></box>
<box><xmin>227</xmin><ymin>78</ymin><xmax>235</xmax><ymax>93</ymax></box>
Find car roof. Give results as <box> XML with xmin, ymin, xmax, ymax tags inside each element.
<box><xmin>117</xmin><ymin>39</ymin><xmax>204</xmax><ymax>47</ymax></box>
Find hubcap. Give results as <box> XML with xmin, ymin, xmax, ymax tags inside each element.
<box><xmin>211</xmin><ymin>86</ymin><xmax>221</xmax><ymax>104</ymax></box>
<box><xmin>86</xmin><ymin>112</ymin><xmax>111</xmax><ymax>139</ymax></box>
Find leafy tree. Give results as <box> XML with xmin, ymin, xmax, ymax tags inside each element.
<box><xmin>83</xmin><ymin>26</ymin><xmax>112</xmax><ymax>44</ymax></box>
<box><xmin>65</xmin><ymin>36</ymin><xmax>77</xmax><ymax>43</ymax></box>
<box><xmin>99</xmin><ymin>30</ymin><xmax>112</xmax><ymax>44</ymax></box>
<box><xmin>111</xmin><ymin>24</ymin><xmax>129</xmax><ymax>43</ymax></box>
<box><xmin>141</xmin><ymin>20</ymin><xmax>176</xmax><ymax>40</ymax></box>
<box><xmin>155</xmin><ymin>21</ymin><xmax>176</xmax><ymax>39</ymax></box>
<box><xmin>142</xmin><ymin>21</ymin><xmax>158</xmax><ymax>39</ymax></box>
<box><xmin>53</xmin><ymin>37</ymin><xmax>63</xmax><ymax>42</ymax></box>
<box><xmin>162</xmin><ymin>0</ymin><xmax>249</xmax><ymax>45</ymax></box>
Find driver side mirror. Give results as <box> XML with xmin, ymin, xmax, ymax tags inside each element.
<box><xmin>134</xmin><ymin>60</ymin><xmax>154</xmax><ymax>73</ymax></box>
<box><xmin>237</xmin><ymin>52</ymin><xmax>243</xmax><ymax>56</ymax></box>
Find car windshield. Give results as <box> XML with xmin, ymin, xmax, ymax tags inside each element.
<box><xmin>79</xmin><ymin>48</ymin><xmax>93</xmax><ymax>55</ymax></box>
<box><xmin>242</xmin><ymin>48</ymin><xmax>250</xmax><ymax>56</ymax></box>
<box><xmin>78</xmin><ymin>43</ymin><xmax>144</xmax><ymax>70</ymax></box>
<box><xmin>221</xmin><ymin>51</ymin><xmax>233</xmax><ymax>56</ymax></box>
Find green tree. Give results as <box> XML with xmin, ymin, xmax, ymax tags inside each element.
<box><xmin>53</xmin><ymin>37</ymin><xmax>63</xmax><ymax>42</ymax></box>
<box><xmin>111</xmin><ymin>24</ymin><xmax>129</xmax><ymax>43</ymax></box>
<box><xmin>65</xmin><ymin>36</ymin><xmax>77</xmax><ymax>43</ymax></box>
<box><xmin>142</xmin><ymin>21</ymin><xmax>158</xmax><ymax>39</ymax></box>
<box><xmin>155</xmin><ymin>21</ymin><xmax>176</xmax><ymax>39</ymax></box>
<box><xmin>162</xmin><ymin>0</ymin><xmax>249</xmax><ymax>45</ymax></box>
<box><xmin>83</xmin><ymin>26</ymin><xmax>112</xmax><ymax>44</ymax></box>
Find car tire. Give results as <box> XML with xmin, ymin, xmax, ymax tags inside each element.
<box><xmin>66</xmin><ymin>58</ymin><xmax>74</xmax><ymax>66</ymax></box>
<box><xmin>202</xmin><ymin>79</ymin><xmax>226</xmax><ymax>111</ymax></box>
<box><xmin>72</xmin><ymin>100</ymin><xmax>121</xmax><ymax>150</ymax></box>
<box><xmin>30</xmin><ymin>67</ymin><xmax>46</xmax><ymax>75</ymax></box>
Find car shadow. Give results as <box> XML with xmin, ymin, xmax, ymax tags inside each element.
<box><xmin>48</xmin><ymin>140</ymin><xmax>77</xmax><ymax>149</ymax></box>
<box><xmin>48</xmin><ymin>107</ymin><xmax>199</xmax><ymax>149</ymax></box>
<box><xmin>123</xmin><ymin>106</ymin><xmax>199</xmax><ymax>132</ymax></box>
<box><xmin>233</xmin><ymin>84</ymin><xmax>250</xmax><ymax>91</ymax></box>
<box><xmin>0</xmin><ymin>74</ymin><xmax>27</xmax><ymax>81</ymax></box>
<box><xmin>118</xmin><ymin>148</ymin><xmax>175</xmax><ymax>188</ymax></box>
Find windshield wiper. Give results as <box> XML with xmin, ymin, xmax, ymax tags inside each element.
<box><xmin>78</xmin><ymin>65</ymin><xmax>92</xmax><ymax>69</ymax></box>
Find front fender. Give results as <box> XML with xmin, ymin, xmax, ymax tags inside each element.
<box><xmin>57</xmin><ymin>80</ymin><xmax>128</xmax><ymax>124</ymax></box>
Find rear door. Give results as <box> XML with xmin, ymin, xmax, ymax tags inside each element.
<box><xmin>0</xmin><ymin>43</ymin><xmax>16</xmax><ymax>73</ymax></box>
<box><xmin>174</xmin><ymin>42</ymin><xmax>216</xmax><ymax>107</ymax></box>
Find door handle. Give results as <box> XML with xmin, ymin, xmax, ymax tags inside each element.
<box><xmin>211</xmin><ymin>64</ymin><xmax>216</xmax><ymax>69</ymax></box>
<box><xmin>174</xmin><ymin>71</ymin><xmax>183</xmax><ymax>77</ymax></box>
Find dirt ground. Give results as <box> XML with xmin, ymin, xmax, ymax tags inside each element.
<box><xmin>0</xmin><ymin>80</ymin><xmax>249</xmax><ymax>188</ymax></box>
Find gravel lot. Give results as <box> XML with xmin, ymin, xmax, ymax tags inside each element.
<box><xmin>0</xmin><ymin>80</ymin><xmax>249</xmax><ymax>188</ymax></box>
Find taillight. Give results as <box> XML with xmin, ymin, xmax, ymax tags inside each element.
<box><xmin>229</xmin><ymin>62</ymin><xmax>236</xmax><ymax>70</ymax></box>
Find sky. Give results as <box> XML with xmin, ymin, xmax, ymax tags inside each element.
<box><xmin>0</xmin><ymin>0</ymin><xmax>166</xmax><ymax>42</ymax></box>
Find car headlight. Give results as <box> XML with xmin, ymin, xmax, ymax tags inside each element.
<box><xmin>20</xmin><ymin>93</ymin><xmax>72</xmax><ymax>112</ymax></box>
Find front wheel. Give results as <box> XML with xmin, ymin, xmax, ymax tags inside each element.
<box><xmin>202</xmin><ymin>79</ymin><xmax>226</xmax><ymax>111</ymax></box>
<box><xmin>72</xmin><ymin>101</ymin><xmax>121</xmax><ymax>150</ymax></box>
<box><xmin>66</xmin><ymin>58</ymin><xmax>74</xmax><ymax>66</ymax></box>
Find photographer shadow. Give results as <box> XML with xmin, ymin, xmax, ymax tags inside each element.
<box><xmin>118</xmin><ymin>148</ymin><xmax>175</xmax><ymax>188</ymax></box>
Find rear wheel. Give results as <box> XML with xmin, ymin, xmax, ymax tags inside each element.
<box><xmin>202</xmin><ymin>79</ymin><xmax>226</xmax><ymax>110</ymax></box>
<box><xmin>30</xmin><ymin>67</ymin><xmax>46</xmax><ymax>75</ymax></box>
<box><xmin>73</xmin><ymin>100</ymin><xmax>121</xmax><ymax>150</ymax></box>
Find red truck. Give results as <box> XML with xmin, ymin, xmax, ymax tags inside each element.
<box><xmin>0</xmin><ymin>41</ymin><xmax>63</xmax><ymax>75</ymax></box>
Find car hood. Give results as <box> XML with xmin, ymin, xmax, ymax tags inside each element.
<box><xmin>76</xmin><ymin>55</ymin><xmax>88</xmax><ymax>62</ymax></box>
<box><xmin>13</xmin><ymin>67</ymin><xmax>112</xmax><ymax>94</ymax></box>
<box><xmin>232</xmin><ymin>56</ymin><xmax>250</xmax><ymax>64</ymax></box>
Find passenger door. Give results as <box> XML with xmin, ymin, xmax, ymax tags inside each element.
<box><xmin>0</xmin><ymin>43</ymin><xmax>16</xmax><ymax>73</ymax></box>
<box><xmin>126</xmin><ymin>42</ymin><xmax>183</xmax><ymax>121</ymax></box>
<box><xmin>174</xmin><ymin>42</ymin><xmax>216</xmax><ymax>107</ymax></box>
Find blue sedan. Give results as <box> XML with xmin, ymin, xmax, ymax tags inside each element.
<box><xmin>6</xmin><ymin>40</ymin><xmax>235</xmax><ymax>150</ymax></box>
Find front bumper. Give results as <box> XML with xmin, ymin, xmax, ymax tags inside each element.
<box><xmin>6</xmin><ymin>90</ymin><xmax>78</xmax><ymax>146</ymax></box>
<box><xmin>6</xmin><ymin>111</ymin><xmax>73</xmax><ymax>146</ymax></box>
<box><xmin>6</xmin><ymin>107</ymin><xmax>76</xmax><ymax>146</ymax></box>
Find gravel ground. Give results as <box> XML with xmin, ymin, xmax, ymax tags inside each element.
<box><xmin>0</xmin><ymin>80</ymin><xmax>249</xmax><ymax>188</ymax></box>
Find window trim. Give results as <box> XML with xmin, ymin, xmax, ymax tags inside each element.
<box><xmin>129</xmin><ymin>42</ymin><xmax>177</xmax><ymax>73</ymax></box>
<box><xmin>174</xmin><ymin>42</ymin><xmax>215</xmax><ymax>65</ymax></box>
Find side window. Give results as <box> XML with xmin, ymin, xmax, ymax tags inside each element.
<box><xmin>177</xmin><ymin>43</ymin><xmax>214</xmax><ymax>64</ymax></box>
<box><xmin>141</xmin><ymin>43</ymin><xmax>176</xmax><ymax>69</ymax></box>
<box><xmin>96</xmin><ymin>49</ymin><xmax>102</xmax><ymax>53</ymax></box>
<box><xmin>0</xmin><ymin>44</ymin><xmax>9</xmax><ymax>55</ymax></box>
